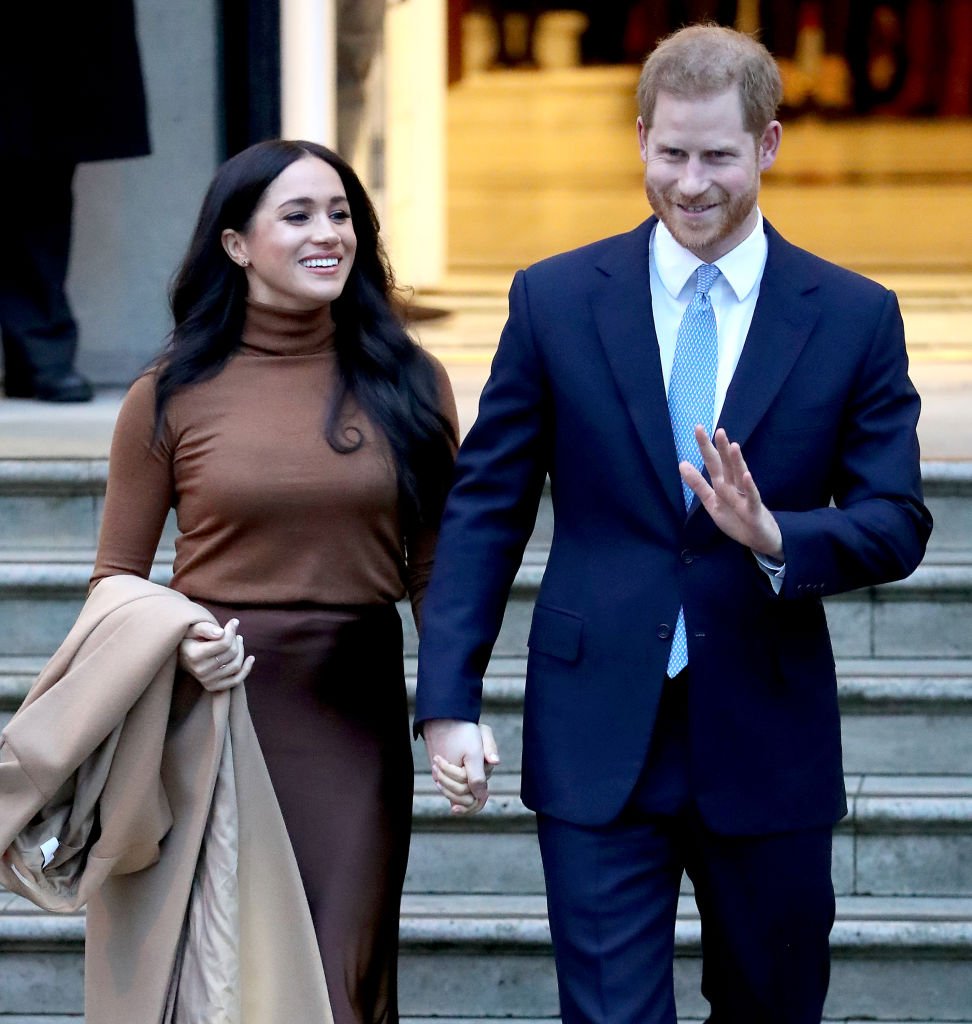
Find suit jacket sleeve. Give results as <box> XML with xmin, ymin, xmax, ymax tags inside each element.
<box><xmin>414</xmin><ymin>271</ymin><xmax>550</xmax><ymax>728</ymax></box>
<box><xmin>773</xmin><ymin>288</ymin><xmax>931</xmax><ymax>597</ymax></box>
<box><xmin>403</xmin><ymin>353</ymin><xmax>461</xmax><ymax>630</ymax></box>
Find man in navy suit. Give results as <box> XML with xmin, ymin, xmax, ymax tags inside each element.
<box><xmin>415</xmin><ymin>24</ymin><xmax>931</xmax><ymax>1023</ymax></box>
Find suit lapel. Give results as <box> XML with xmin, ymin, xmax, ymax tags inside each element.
<box><xmin>590</xmin><ymin>219</ymin><xmax>821</xmax><ymax>521</ymax></box>
<box><xmin>716</xmin><ymin>222</ymin><xmax>821</xmax><ymax>448</ymax></box>
<box><xmin>591</xmin><ymin>219</ymin><xmax>686</xmax><ymax>517</ymax></box>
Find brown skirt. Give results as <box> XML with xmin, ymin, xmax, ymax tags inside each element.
<box><xmin>201</xmin><ymin>600</ymin><xmax>412</xmax><ymax>1024</ymax></box>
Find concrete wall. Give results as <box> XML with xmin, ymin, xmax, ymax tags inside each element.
<box><xmin>70</xmin><ymin>0</ymin><xmax>221</xmax><ymax>385</ymax></box>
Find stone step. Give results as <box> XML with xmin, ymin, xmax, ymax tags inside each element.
<box><xmin>0</xmin><ymin>461</ymin><xmax>175</xmax><ymax>557</ymax></box>
<box><xmin>410</xmin><ymin>894</ymin><xmax>972</xmax><ymax>1022</ymax></box>
<box><xmin>2</xmin><ymin>555</ymin><xmax>972</xmax><ymax>662</ymax></box>
<box><xmin>1</xmin><ymin>747</ymin><xmax>966</xmax><ymax>903</ymax></box>
<box><xmin>921</xmin><ymin>460</ymin><xmax>972</xmax><ymax>561</ymax></box>
<box><xmin>2</xmin><ymin>894</ymin><xmax>970</xmax><ymax>1021</ymax></box>
<box><xmin>1</xmin><ymin>1019</ymin><xmax>965</xmax><ymax>1024</ymax></box>
<box><xmin>4</xmin><ymin>655</ymin><xmax>972</xmax><ymax>775</ymax></box>
<box><xmin>404</xmin><ymin>655</ymin><xmax>972</xmax><ymax>777</ymax></box>
<box><xmin>406</xmin><ymin>773</ymin><xmax>972</xmax><ymax>899</ymax></box>
<box><xmin>0</xmin><ymin>459</ymin><xmax>969</xmax><ymax>560</ymax></box>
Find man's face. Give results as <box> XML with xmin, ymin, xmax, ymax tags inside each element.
<box><xmin>638</xmin><ymin>87</ymin><xmax>781</xmax><ymax>263</ymax></box>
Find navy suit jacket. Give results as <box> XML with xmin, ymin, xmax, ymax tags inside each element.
<box><xmin>415</xmin><ymin>217</ymin><xmax>932</xmax><ymax>833</ymax></box>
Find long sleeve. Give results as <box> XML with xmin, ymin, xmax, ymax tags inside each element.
<box><xmin>91</xmin><ymin>374</ymin><xmax>174</xmax><ymax>586</ymax></box>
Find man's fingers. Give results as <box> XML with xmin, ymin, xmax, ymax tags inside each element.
<box><xmin>463</xmin><ymin>752</ymin><xmax>489</xmax><ymax>802</ymax></box>
<box><xmin>480</xmin><ymin>723</ymin><xmax>500</xmax><ymax>778</ymax></box>
<box><xmin>464</xmin><ymin>768</ymin><xmax>489</xmax><ymax>802</ymax></box>
<box><xmin>679</xmin><ymin>460</ymin><xmax>711</xmax><ymax>503</ymax></box>
<box><xmin>696</xmin><ymin>428</ymin><xmax>754</xmax><ymax>506</ymax></box>
<box><xmin>694</xmin><ymin>425</ymin><xmax>728</xmax><ymax>485</ymax></box>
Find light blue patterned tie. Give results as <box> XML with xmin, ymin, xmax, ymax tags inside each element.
<box><xmin>666</xmin><ymin>263</ymin><xmax>720</xmax><ymax>677</ymax></box>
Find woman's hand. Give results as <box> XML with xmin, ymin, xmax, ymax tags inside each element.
<box><xmin>178</xmin><ymin>618</ymin><xmax>254</xmax><ymax>692</ymax></box>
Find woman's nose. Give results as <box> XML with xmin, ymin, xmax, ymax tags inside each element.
<box><xmin>311</xmin><ymin>216</ymin><xmax>339</xmax><ymax>243</ymax></box>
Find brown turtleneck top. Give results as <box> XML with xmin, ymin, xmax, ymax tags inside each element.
<box><xmin>92</xmin><ymin>300</ymin><xmax>458</xmax><ymax>621</ymax></box>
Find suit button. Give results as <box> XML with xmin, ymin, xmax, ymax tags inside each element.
<box><xmin>680</xmin><ymin>549</ymin><xmax>694</xmax><ymax>565</ymax></box>
<box><xmin>657</xmin><ymin>624</ymin><xmax>672</xmax><ymax>640</ymax></box>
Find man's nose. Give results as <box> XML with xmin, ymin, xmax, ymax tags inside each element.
<box><xmin>678</xmin><ymin>157</ymin><xmax>711</xmax><ymax>197</ymax></box>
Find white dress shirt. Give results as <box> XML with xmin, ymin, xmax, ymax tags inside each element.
<box><xmin>649</xmin><ymin>210</ymin><xmax>785</xmax><ymax>588</ymax></box>
<box><xmin>650</xmin><ymin>209</ymin><xmax>766</xmax><ymax>425</ymax></box>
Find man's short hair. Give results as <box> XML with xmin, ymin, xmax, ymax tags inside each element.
<box><xmin>637</xmin><ymin>24</ymin><xmax>783</xmax><ymax>139</ymax></box>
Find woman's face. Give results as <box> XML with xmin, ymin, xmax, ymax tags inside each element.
<box><xmin>222</xmin><ymin>155</ymin><xmax>357</xmax><ymax>311</ymax></box>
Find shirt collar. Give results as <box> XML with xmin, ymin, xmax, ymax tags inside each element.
<box><xmin>652</xmin><ymin>209</ymin><xmax>767</xmax><ymax>302</ymax></box>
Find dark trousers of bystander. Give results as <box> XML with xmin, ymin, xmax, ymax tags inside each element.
<box><xmin>0</xmin><ymin>159</ymin><xmax>80</xmax><ymax>396</ymax></box>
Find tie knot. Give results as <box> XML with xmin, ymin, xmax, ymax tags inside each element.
<box><xmin>695</xmin><ymin>263</ymin><xmax>719</xmax><ymax>297</ymax></box>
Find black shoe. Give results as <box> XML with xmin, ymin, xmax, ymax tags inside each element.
<box><xmin>4</xmin><ymin>370</ymin><xmax>94</xmax><ymax>403</ymax></box>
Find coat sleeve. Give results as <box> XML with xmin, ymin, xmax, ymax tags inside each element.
<box><xmin>775</xmin><ymin>289</ymin><xmax>932</xmax><ymax>598</ymax></box>
<box><xmin>414</xmin><ymin>271</ymin><xmax>551</xmax><ymax>729</ymax></box>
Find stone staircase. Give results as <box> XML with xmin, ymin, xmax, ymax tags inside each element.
<box><xmin>2</xmin><ymin>458</ymin><xmax>971</xmax><ymax>1022</ymax></box>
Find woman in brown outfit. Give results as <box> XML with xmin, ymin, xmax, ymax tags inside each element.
<box><xmin>91</xmin><ymin>140</ymin><xmax>458</xmax><ymax>1024</ymax></box>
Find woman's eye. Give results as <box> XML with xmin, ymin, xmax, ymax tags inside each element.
<box><xmin>330</xmin><ymin>210</ymin><xmax>351</xmax><ymax>222</ymax></box>
<box><xmin>285</xmin><ymin>211</ymin><xmax>309</xmax><ymax>223</ymax></box>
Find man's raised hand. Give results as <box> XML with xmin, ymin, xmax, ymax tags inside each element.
<box><xmin>679</xmin><ymin>426</ymin><xmax>784</xmax><ymax>560</ymax></box>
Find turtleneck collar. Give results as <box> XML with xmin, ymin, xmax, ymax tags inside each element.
<box><xmin>241</xmin><ymin>298</ymin><xmax>336</xmax><ymax>356</ymax></box>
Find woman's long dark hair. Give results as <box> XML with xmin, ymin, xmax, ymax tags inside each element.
<box><xmin>153</xmin><ymin>139</ymin><xmax>456</xmax><ymax>530</ymax></box>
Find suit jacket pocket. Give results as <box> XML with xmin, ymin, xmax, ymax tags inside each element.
<box><xmin>528</xmin><ymin>604</ymin><xmax>583</xmax><ymax>663</ymax></box>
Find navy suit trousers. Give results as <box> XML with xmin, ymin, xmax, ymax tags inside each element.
<box><xmin>536</xmin><ymin>674</ymin><xmax>835</xmax><ymax>1024</ymax></box>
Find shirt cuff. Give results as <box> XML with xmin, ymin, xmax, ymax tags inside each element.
<box><xmin>753</xmin><ymin>550</ymin><xmax>786</xmax><ymax>595</ymax></box>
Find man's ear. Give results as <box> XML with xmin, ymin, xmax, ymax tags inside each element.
<box><xmin>758</xmin><ymin>121</ymin><xmax>783</xmax><ymax>171</ymax></box>
<box><xmin>637</xmin><ymin>116</ymin><xmax>649</xmax><ymax>163</ymax></box>
<box><xmin>221</xmin><ymin>228</ymin><xmax>249</xmax><ymax>267</ymax></box>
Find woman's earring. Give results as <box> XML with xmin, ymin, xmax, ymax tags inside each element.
<box><xmin>240</xmin><ymin>258</ymin><xmax>250</xmax><ymax>268</ymax></box>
